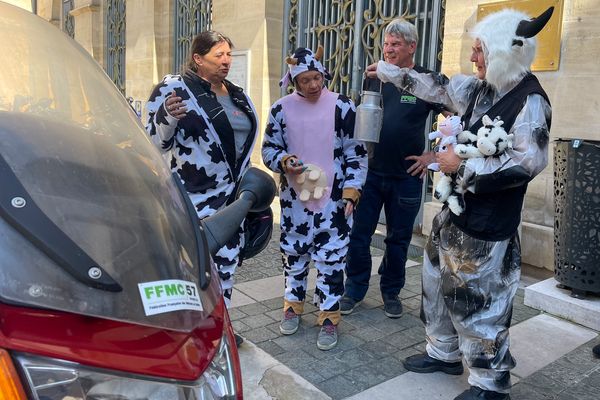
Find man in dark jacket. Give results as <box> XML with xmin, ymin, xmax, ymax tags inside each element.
<box><xmin>340</xmin><ymin>18</ymin><xmax>442</xmax><ymax>319</ymax></box>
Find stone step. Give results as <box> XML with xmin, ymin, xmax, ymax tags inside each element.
<box><xmin>524</xmin><ymin>277</ymin><xmax>600</xmax><ymax>331</ymax></box>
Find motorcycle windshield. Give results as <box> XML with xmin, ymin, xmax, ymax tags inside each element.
<box><xmin>0</xmin><ymin>4</ymin><xmax>220</xmax><ymax>331</ymax></box>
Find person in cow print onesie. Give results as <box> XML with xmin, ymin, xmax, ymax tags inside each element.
<box><xmin>262</xmin><ymin>46</ymin><xmax>367</xmax><ymax>350</ymax></box>
<box><xmin>145</xmin><ymin>32</ymin><xmax>258</xmax><ymax>345</ymax></box>
<box><xmin>367</xmin><ymin>6</ymin><xmax>554</xmax><ymax>399</ymax></box>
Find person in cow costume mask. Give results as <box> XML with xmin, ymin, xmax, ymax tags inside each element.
<box><xmin>367</xmin><ymin>6</ymin><xmax>554</xmax><ymax>399</ymax></box>
<box><xmin>262</xmin><ymin>46</ymin><xmax>367</xmax><ymax>351</ymax></box>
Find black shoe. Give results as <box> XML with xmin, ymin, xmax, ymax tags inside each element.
<box><xmin>234</xmin><ymin>333</ymin><xmax>244</xmax><ymax>347</ymax></box>
<box><xmin>382</xmin><ymin>294</ymin><xmax>403</xmax><ymax>318</ymax></box>
<box><xmin>403</xmin><ymin>353</ymin><xmax>464</xmax><ymax>375</ymax></box>
<box><xmin>340</xmin><ymin>295</ymin><xmax>362</xmax><ymax>315</ymax></box>
<box><xmin>454</xmin><ymin>386</ymin><xmax>510</xmax><ymax>400</ymax></box>
<box><xmin>593</xmin><ymin>343</ymin><xmax>600</xmax><ymax>358</ymax></box>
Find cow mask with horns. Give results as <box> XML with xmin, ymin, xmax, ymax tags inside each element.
<box><xmin>473</xmin><ymin>6</ymin><xmax>554</xmax><ymax>90</ymax></box>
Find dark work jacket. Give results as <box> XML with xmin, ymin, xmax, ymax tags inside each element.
<box><xmin>450</xmin><ymin>74</ymin><xmax>551</xmax><ymax>241</ymax></box>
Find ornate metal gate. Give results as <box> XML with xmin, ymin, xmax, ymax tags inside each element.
<box><xmin>62</xmin><ymin>0</ymin><xmax>74</xmax><ymax>38</ymax></box>
<box><xmin>282</xmin><ymin>0</ymin><xmax>444</xmax><ymax>100</ymax></box>
<box><xmin>106</xmin><ymin>0</ymin><xmax>126</xmax><ymax>94</ymax></box>
<box><xmin>174</xmin><ymin>0</ymin><xmax>213</xmax><ymax>73</ymax></box>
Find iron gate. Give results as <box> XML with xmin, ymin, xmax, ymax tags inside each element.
<box><xmin>106</xmin><ymin>0</ymin><xmax>126</xmax><ymax>94</ymax></box>
<box><xmin>174</xmin><ymin>0</ymin><xmax>213</xmax><ymax>73</ymax></box>
<box><xmin>62</xmin><ymin>0</ymin><xmax>74</xmax><ymax>38</ymax></box>
<box><xmin>282</xmin><ymin>0</ymin><xmax>444</xmax><ymax>100</ymax></box>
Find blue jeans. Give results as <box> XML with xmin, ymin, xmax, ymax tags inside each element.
<box><xmin>345</xmin><ymin>171</ymin><xmax>422</xmax><ymax>300</ymax></box>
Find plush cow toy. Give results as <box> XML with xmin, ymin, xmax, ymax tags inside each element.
<box><xmin>435</xmin><ymin>114</ymin><xmax>514</xmax><ymax>215</ymax></box>
<box><xmin>454</xmin><ymin>115</ymin><xmax>514</xmax><ymax>158</ymax></box>
<box><xmin>295</xmin><ymin>163</ymin><xmax>328</xmax><ymax>202</ymax></box>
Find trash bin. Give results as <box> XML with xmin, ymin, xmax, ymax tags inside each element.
<box><xmin>553</xmin><ymin>139</ymin><xmax>600</xmax><ymax>298</ymax></box>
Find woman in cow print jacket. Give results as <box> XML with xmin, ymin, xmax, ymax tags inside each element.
<box><xmin>145</xmin><ymin>32</ymin><xmax>258</xmax><ymax>315</ymax></box>
<box><xmin>262</xmin><ymin>46</ymin><xmax>368</xmax><ymax>351</ymax></box>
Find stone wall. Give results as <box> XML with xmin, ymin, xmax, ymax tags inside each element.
<box><xmin>212</xmin><ymin>0</ymin><xmax>284</xmax><ymax>166</ymax></box>
<box><xmin>423</xmin><ymin>0</ymin><xmax>600</xmax><ymax>270</ymax></box>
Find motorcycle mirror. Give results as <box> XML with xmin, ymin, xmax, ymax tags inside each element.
<box><xmin>201</xmin><ymin>167</ymin><xmax>276</xmax><ymax>257</ymax></box>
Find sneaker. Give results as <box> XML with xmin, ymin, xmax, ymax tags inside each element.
<box><xmin>454</xmin><ymin>386</ymin><xmax>510</xmax><ymax>400</ymax></box>
<box><xmin>403</xmin><ymin>353</ymin><xmax>464</xmax><ymax>375</ymax></box>
<box><xmin>279</xmin><ymin>307</ymin><xmax>300</xmax><ymax>335</ymax></box>
<box><xmin>340</xmin><ymin>295</ymin><xmax>362</xmax><ymax>315</ymax></box>
<box><xmin>593</xmin><ymin>344</ymin><xmax>600</xmax><ymax>358</ymax></box>
<box><xmin>382</xmin><ymin>294</ymin><xmax>403</xmax><ymax>318</ymax></box>
<box><xmin>317</xmin><ymin>319</ymin><xmax>338</xmax><ymax>351</ymax></box>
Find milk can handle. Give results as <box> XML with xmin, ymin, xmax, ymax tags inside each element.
<box><xmin>362</xmin><ymin>77</ymin><xmax>382</xmax><ymax>93</ymax></box>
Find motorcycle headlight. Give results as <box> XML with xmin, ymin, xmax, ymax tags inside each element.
<box><xmin>12</xmin><ymin>333</ymin><xmax>238</xmax><ymax>400</ymax></box>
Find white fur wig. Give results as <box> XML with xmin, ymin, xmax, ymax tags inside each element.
<box><xmin>471</xmin><ymin>7</ymin><xmax>553</xmax><ymax>90</ymax></box>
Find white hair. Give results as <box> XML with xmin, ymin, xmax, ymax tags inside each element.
<box><xmin>471</xmin><ymin>9</ymin><xmax>537</xmax><ymax>90</ymax></box>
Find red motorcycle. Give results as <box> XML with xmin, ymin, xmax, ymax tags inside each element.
<box><xmin>0</xmin><ymin>3</ymin><xmax>274</xmax><ymax>399</ymax></box>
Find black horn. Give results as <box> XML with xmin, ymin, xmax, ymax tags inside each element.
<box><xmin>516</xmin><ymin>6</ymin><xmax>554</xmax><ymax>38</ymax></box>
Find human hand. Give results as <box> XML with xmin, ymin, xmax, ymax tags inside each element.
<box><xmin>165</xmin><ymin>90</ymin><xmax>187</xmax><ymax>119</ymax></box>
<box><xmin>365</xmin><ymin>62</ymin><xmax>378</xmax><ymax>79</ymax></box>
<box><xmin>406</xmin><ymin>151</ymin><xmax>436</xmax><ymax>178</ymax></box>
<box><xmin>284</xmin><ymin>156</ymin><xmax>306</xmax><ymax>175</ymax></box>
<box><xmin>437</xmin><ymin>145</ymin><xmax>462</xmax><ymax>174</ymax></box>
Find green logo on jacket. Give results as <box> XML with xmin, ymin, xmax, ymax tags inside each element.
<box><xmin>400</xmin><ymin>95</ymin><xmax>417</xmax><ymax>104</ymax></box>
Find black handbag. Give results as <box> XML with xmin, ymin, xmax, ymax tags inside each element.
<box><xmin>240</xmin><ymin>207</ymin><xmax>273</xmax><ymax>260</ymax></box>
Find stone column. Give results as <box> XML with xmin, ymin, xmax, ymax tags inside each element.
<box><xmin>125</xmin><ymin>0</ymin><xmax>174</xmax><ymax>110</ymax></box>
<box><xmin>70</xmin><ymin>0</ymin><xmax>104</xmax><ymax>66</ymax></box>
<box><xmin>212</xmin><ymin>0</ymin><xmax>284</xmax><ymax>166</ymax></box>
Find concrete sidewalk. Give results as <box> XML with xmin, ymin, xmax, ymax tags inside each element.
<box><xmin>234</xmin><ymin>226</ymin><xmax>600</xmax><ymax>399</ymax></box>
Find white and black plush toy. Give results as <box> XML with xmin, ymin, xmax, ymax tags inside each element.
<box><xmin>436</xmin><ymin>115</ymin><xmax>514</xmax><ymax>216</ymax></box>
<box><xmin>454</xmin><ymin>115</ymin><xmax>514</xmax><ymax>158</ymax></box>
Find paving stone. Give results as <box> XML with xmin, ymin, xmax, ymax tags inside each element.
<box><xmin>265</xmin><ymin>308</ymin><xmax>283</xmax><ymax>322</ymax></box>
<box><xmin>237</xmin><ymin>302</ymin><xmax>270</xmax><ymax>316</ymax></box>
<box><xmin>261</xmin><ymin>297</ymin><xmax>284</xmax><ymax>310</ymax></box>
<box><xmin>299</xmin><ymin>312</ymin><xmax>318</xmax><ymax>327</ymax></box>
<box><xmin>231</xmin><ymin>320</ymin><xmax>252</xmax><ymax>334</ymax></box>
<box><xmin>382</xmin><ymin>325</ymin><xmax>426</xmax><ymax>350</ymax></box>
<box><xmin>308</xmin><ymin>356</ymin><xmax>353</xmax><ymax>380</ymax></box>
<box><xmin>242</xmin><ymin>326</ymin><xmax>280</xmax><ymax>343</ymax></box>
<box><xmin>257</xmin><ymin>340</ymin><xmax>286</xmax><ymax>357</ymax></box>
<box><xmin>238</xmin><ymin>313</ymin><xmax>276</xmax><ymax>329</ymax></box>
<box><xmin>402</xmin><ymin>296</ymin><xmax>422</xmax><ymax>311</ymax></box>
<box><xmin>343</xmin><ymin>362</ymin><xmax>392</xmax><ymax>393</ymax></box>
<box><xmin>359</xmin><ymin>296</ymin><xmax>381</xmax><ymax>309</ymax></box>
<box><xmin>273</xmin><ymin>348</ymin><xmax>318</xmax><ymax>370</ymax></box>
<box><xmin>333</xmin><ymin>347</ymin><xmax>375</xmax><ymax>369</ymax></box>
<box><xmin>316</xmin><ymin>375</ymin><xmax>361</xmax><ymax>400</ymax></box>
<box><xmin>350</xmin><ymin>326</ymin><xmax>387</xmax><ymax>341</ymax></box>
<box><xmin>293</xmin><ymin>364</ymin><xmax>327</xmax><ymax>385</ymax></box>
<box><xmin>227</xmin><ymin>308</ymin><xmax>247</xmax><ymax>321</ymax></box>
<box><xmin>359</xmin><ymin>340</ymin><xmax>399</xmax><ymax>358</ymax></box>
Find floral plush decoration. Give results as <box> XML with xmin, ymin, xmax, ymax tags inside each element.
<box><xmin>431</xmin><ymin>114</ymin><xmax>514</xmax><ymax>215</ymax></box>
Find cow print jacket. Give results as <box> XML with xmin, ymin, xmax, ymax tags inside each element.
<box><xmin>145</xmin><ymin>70</ymin><xmax>258</xmax><ymax>219</ymax></box>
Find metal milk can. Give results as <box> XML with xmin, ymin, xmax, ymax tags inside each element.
<box><xmin>354</xmin><ymin>78</ymin><xmax>383</xmax><ymax>143</ymax></box>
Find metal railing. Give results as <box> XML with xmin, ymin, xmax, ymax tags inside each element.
<box><xmin>106</xmin><ymin>0</ymin><xmax>126</xmax><ymax>94</ymax></box>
